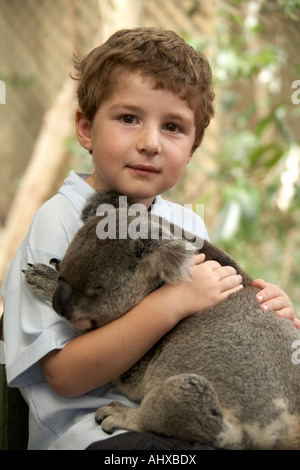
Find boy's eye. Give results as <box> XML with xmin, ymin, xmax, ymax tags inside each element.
<box><xmin>121</xmin><ymin>115</ymin><xmax>136</xmax><ymax>124</ymax></box>
<box><xmin>165</xmin><ymin>123</ymin><xmax>181</xmax><ymax>133</ymax></box>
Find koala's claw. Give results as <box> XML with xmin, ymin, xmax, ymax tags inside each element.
<box><xmin>95</xmin><ymin>402</ymin><xmax>121</xmax><ymax>433</ymax></box>
<box><xmin>95</xmin><ymin>401</ymin><xmax>120</xmax><ymax>424</ymax></box>
<box><xmin>95</xmin><ymin>401</ymin><xmax>140</xmax><ymax>434</ymax></box>
<box><xmin>50</xmin><ymin>258</ymin><xmax>61</xmax><ymax>271</ymax></box>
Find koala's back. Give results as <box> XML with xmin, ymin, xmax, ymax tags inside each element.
<box><xmin>117</xmin><ymin>287</ymin><xmax>300</xmax><ymax>447</ymax></box>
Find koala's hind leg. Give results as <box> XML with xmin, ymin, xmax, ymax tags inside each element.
<box><xmin>22</xmin><ymin>263</ymin><xmax>59</xmax><ymax>301</ymax></box>
<box><xmin>136</xmin><ymin>374</ymin><xmax>224</xmax><ymax>445</ymax></box>
<box><xmin>96</xmin><ymin>374</ymin><xmax>224</xmax><ymax>446</ymax></box>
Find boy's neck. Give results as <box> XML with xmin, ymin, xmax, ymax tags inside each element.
<box><xmin>86</xmin><ymin>174</ymin><xmax>155</xmax><ymax>209</ymax></box>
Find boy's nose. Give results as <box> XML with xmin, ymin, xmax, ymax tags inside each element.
<box><xmin>137</xmin><ymin>125</ymin><xmax>162</xmax><ymax>156</ymax></box>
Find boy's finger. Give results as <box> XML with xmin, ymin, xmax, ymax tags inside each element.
<box><xmin>259</xmin><ymin>295</ymin><xmax>289</xmax><ymax>313</ymax></box>
<box><xmin>191</xmin><ymin>253</ymin><xmax>205</xmax><ymax>265</ymax></box>
<box><xmin>274</xmin><ymin>307</ymin><xmax>296</xmax><ymax>320</ymax></box>
<box><xmin>293</xmin><ymin>318</ymin><xmax>300</xmax><ymax>329</ymax></box>
<box><xmin>252</xmin><ymin>278</ymin><xmax>268</xmax><ymax>290</ymax></box>
<box><xmin>255</xmin><ymin>286</ymin><xmax>281</xmax><ymax>303</ymax></box>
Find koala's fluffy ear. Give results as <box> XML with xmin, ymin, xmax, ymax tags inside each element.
<box><xmin>81</xmin><ymin>191</ymin><xmax>124</xmax><ymax>223</ymax></box>
<box><xmin>138</xmin><ymin>239</ymin><xmax>197</xmax><ymax>284</ymax></box>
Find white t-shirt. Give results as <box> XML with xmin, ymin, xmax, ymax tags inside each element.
<box><xmin>1</xmin><ymin>171</ymin><xmax>209</xmax><ymax>450</ymax></box>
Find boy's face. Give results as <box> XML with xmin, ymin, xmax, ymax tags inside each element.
<box><xmin>76</xmin><ymin>71</ymin><xmax>196</xmax><ymax>207</ymax></box>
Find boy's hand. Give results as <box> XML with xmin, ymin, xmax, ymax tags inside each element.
<box><xmin>252</xmin><ymin>278</ymin><xmax>300</xmax><ymax>329</ymax></box>
<box><xmin>169</xmin><ymin>254</ymin><xmax>244</xmax><ymax>321</ymax></box>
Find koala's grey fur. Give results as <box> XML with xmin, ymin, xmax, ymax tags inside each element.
<box><xmin>24</xmin><ymin>191</ymin><xmax>300</xmax><ymax>450</ymax></box>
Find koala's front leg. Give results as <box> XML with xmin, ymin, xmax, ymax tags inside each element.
<box><xmin>95</xmin><ymin>402</ymin><xmax>141</xmax><ymax>434</ymax></box>
<box><xmin>23</xmin><ymin>262</ymin><xmax>59</xmax><ymax>302</ymax></box>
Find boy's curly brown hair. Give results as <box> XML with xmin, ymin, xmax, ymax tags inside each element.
<box><xmin>72</xmin><ymin>27</ymin><xmax>215</xmax><ymax>152</ymax></box>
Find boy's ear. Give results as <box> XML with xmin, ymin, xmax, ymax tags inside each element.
<box><xmin>75</xmin><ymin>107</ymin><xmax>92</xmax><ymax>151</ymax></box>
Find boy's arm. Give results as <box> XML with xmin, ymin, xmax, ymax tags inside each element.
<box><xmin>40</xmin><ymin>256</ymin><xmax>243</xmax><ymax>397</ymax></box>
<box><xmin>252</xmin><ymin>278</ymin><xmax>300</xmax><ymax>329</ymax></box>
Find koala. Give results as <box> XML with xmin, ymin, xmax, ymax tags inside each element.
<box><xmin>23</xmin><ymin>191</ymin><xmax>300</xmax><ymax>450</ymax></box>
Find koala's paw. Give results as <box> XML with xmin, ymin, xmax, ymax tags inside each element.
<box><xmin>95</xmin><ymin>401</ymin><xmax>140</xmax><ymax>434</ymax></box>
<box><xmin>22</xmin><ymin>263</ymin><xmax>59</xmax><ymax>301</ymax></box>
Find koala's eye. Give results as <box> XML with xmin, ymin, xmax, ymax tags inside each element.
<box><xmin>86</xmin><ymin>285</ymin><xmax>103</xmax><ymax>297</ymax></box>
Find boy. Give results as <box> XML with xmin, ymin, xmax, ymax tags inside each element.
<box><xmin>1</xmin><ymin>27</ymin><xmax>298</xmax><ymax>450</ymax></box>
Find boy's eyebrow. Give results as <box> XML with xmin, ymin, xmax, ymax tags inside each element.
<box><xmin>110</xmin><ymin>103</ymin><xmax>143</xmax><ymax>114</ymax></box>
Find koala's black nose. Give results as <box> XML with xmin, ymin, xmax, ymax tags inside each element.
<box><xmin>52</xmin><ymin>279</ymin><xmax>74</xmax><ymax>319</ymax></box>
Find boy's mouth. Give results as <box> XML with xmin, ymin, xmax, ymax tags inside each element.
<box><xmin>127</xmin><ymin>164</ymin><xmax>160</xmax><ymax>175</ymax></box>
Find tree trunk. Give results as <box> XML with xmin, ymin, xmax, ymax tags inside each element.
<box><xmin>0</xmin><ymin>78</ymin><xmax>76</xmax><ymax>287</ymax></box>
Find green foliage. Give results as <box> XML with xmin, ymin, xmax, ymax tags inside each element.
<box><xmin>192</xmin><ymin>1</ymin><xmax>300</xmax><ymax>313</ymax></box>
<box><xmin>278</xmin><ymin>0</ymin><xmax>300</xmax><ymax>20</ymax></box>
